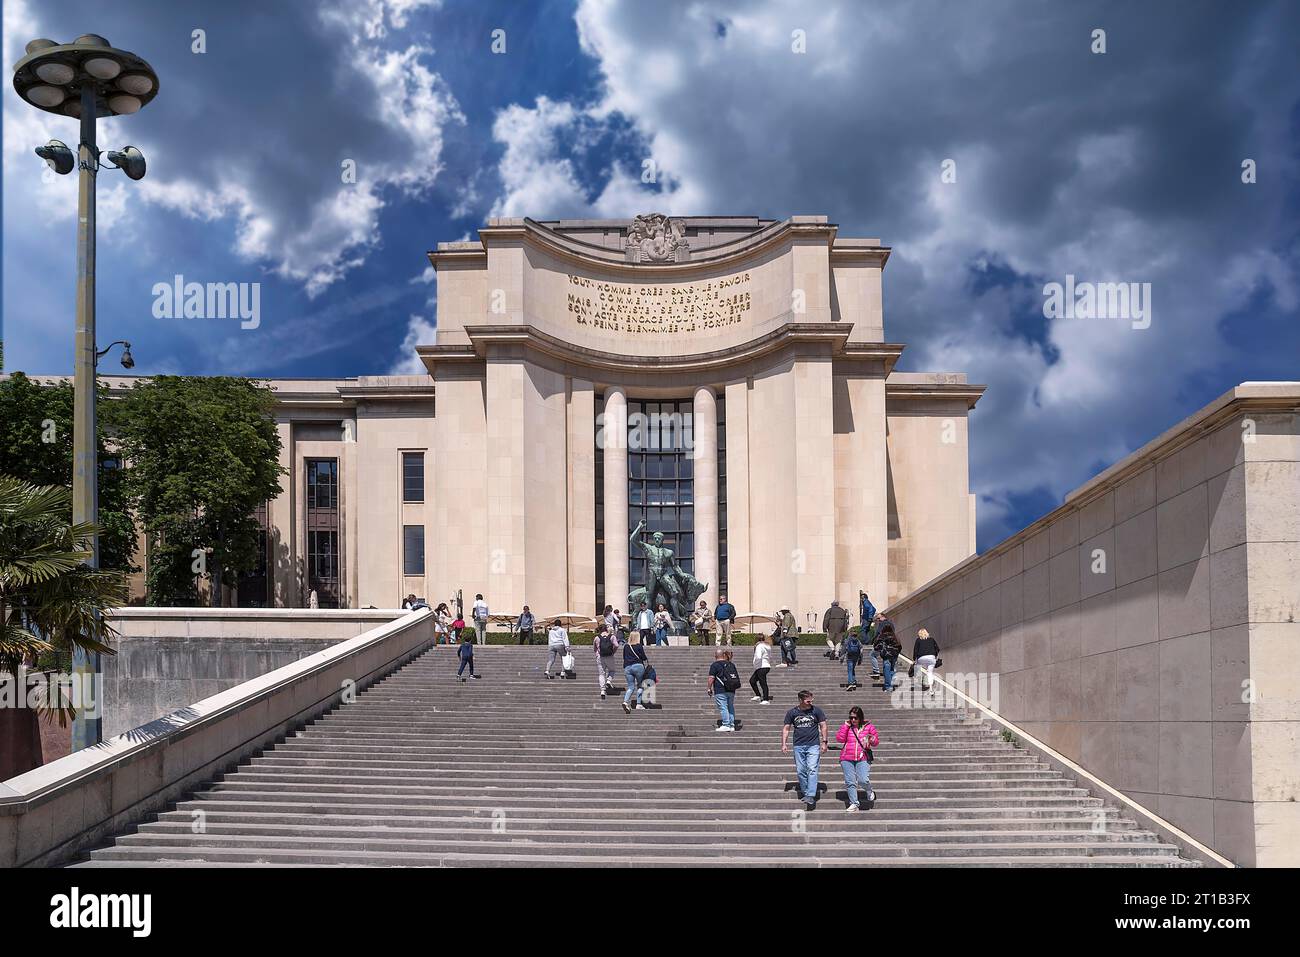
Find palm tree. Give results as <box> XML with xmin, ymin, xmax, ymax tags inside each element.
<box><xmin>0</xmin><ymin>476</ymin><xmax>128</xmax><ymax>780</ymax></box>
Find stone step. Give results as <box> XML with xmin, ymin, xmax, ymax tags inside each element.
<box><xmin>82</xmin><ymin>846</ymin><xmax>1197</xmax><ymax>867</ymax></box>
<box><xmin>155</xmin><ymin>807</ymin><xmax>1139</xmax><ymax>830</ymax></box>
<box><xmin>125</xmin><ymin>824</ymin><xmax>1165</xmax><ymax>848</ymax></box>
<box><xmin>171</xmin><ymin>799</ymin><xmax>1128</xmax><ymax>823</ymax></box>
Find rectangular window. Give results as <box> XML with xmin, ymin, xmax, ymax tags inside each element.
<box><xmin>402</xmin><ymin>452</ymin><xmax>425</xmax><ymax>503</ymax></box>
<box><xmin>403</xmin><ymin>525</ymin><xmax>425</xmax><ymax>575</ymax></box>
<box><xmin>306</xmin><ymin>458</ymin><xmax>338</xmax><ymax>509</ymax></box>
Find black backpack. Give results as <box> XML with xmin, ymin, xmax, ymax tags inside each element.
<box><xmin>718</xmin><ymin>661</ymin><xmax>742</xmax><ymax>692</ymax></box>
<box><xmin>599</xmin><ymin>633</ymin><xmax>616</xmax><ymax>656</ymax></box>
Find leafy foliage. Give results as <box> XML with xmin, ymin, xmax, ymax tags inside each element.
<box><xmin>0</xmin><ymin>476</ymin><xmax>127</xmax><ymax>677</ymax></box>
<box><xmin>115</xmin><ymin>376</ymin><xmax>284</xmax><ymax>606</ymax></box>
<box><xmin>0</xmin><ymin>372</ymin><xmax>136</xmax><ymax>571</ymax></box>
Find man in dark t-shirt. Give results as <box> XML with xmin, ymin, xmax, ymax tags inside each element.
<box><xmin>781</xmin><ymin>691</ymin><xmax>828</xmax><ymax>809</ymax></box>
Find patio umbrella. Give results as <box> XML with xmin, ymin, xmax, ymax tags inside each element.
<box><xmin>733</xmin><ymin>612</ymin><xmax>779</xmax><ymax>628</ymax></box>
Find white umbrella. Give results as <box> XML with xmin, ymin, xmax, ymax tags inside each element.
<box><xmin>733</xmin><ymin>612</ymin><xmax>779</xmax><ymax>628</ymax></box>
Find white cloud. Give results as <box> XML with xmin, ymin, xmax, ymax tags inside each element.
<box><xmin>390</xmin><ymin>313</ymin><xmax>436</xmax><ymax>374</ymax></box>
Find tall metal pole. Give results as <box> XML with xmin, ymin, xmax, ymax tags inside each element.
<box><xmin>70</xmin><ymin>83</ymin><xmax>101</xmax><ymax>750</ymax></box>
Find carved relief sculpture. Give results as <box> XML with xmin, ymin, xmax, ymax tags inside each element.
<box><xmin>625</xmin><ymin>213</ymin><xmax>690</xmax><ymax>263</ymax></box>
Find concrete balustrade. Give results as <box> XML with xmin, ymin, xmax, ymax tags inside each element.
<box><xmin>0</xmin><ymin>609</ymin><xmax>433</xmax><ymax>868</ymax></box>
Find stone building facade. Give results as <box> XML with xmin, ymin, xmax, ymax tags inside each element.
<box><xmin>235</xmin><ymin>215</ymin><xmax>984</xmax><ymax>617</ymax></box>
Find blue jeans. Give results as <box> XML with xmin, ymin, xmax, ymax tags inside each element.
<box><xmin>714</xmin><ymin>690</ymin><xmax>735</xmax><ymax>728</ymax></box>
<box><xmin>457</xmin><ymin>655</ymin><xmax>474</xmax><ymax>677</ymax></box>
<box><xmin>655</xmin><ymin>627</ymin><xmax>667</xmax><ymax>646</ymax></box>
<box><xmin>841</xmin><ymin>759</ymin><xmax>871</xmax><ymax>807</ymax></box>
<box><xmin>869</xmin><ymin>650</ymin><xmax>881</xmax><ymax>674</ymax></box>
<box><xmin>623</xmin><ymin>663</ymin><xmax>645</xmax><ymax>705</ymax></box>
<box><xmin>882</xmin><ymin>656</ymin><xmax>895</xmax><ymax>690</ymax></box>
<box><xmin>793</xmin><ymin>744</ymin><xmax>821</xmax><ymax>801</ymax></box>
<box><xmin>846</xmin><ymin>656</ymin><xmax>858</xmax><ymax>685</ymax></box>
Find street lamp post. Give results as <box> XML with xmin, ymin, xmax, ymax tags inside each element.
<box><xmin>12</xmin><ymin>35</ymin><xmax>158</xmax><ymax>750</ymax></box>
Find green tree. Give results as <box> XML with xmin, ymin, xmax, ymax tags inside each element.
<box><xmin>117</xmin><ymin>376</ymin><xmax>284</xmax><ymax>606</ymax></box>
<box><xmin>0</xmin><ymin>371</ymin><xmax>136</xmax><ymax>572</ymax></box>
<box><xmin>0</xmin><ymin>477</ymin><xmax>128</xmax><ymax>778</ymax></box>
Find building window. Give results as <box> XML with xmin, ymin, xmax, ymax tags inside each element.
<box><xmin>403</xmin><ymin>525</ymin><xmax>425</xmax><ymax>576</ymax></box>
<box><xmin>305</xmin><ymin>457</ymin><xmax>340</xmax><ymax>607</ymax></box>
<box><xmin>628</xmin><ymin>399</ymin><xmax>695</xmax><ymax>600</ymax></box>
<box><xmin>402</xmin><ymin>452</ymin><xmax>425</xmax><ymax>503</ymax></box>
<box><xmin>306</xmin><ymin>458</ymin><xmax>338</xmax><ymax>509</ymax></box>
<box><xmin>237</xmin><ymin>501</ymin><xmax>270</xmax><ymax>607</ymax></box>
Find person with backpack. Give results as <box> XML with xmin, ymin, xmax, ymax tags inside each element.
<box><xmin>622</xmin><ymin>632</ymin><xmax>650</xmax><ymax>713</ymax></box>
<box><xmin>455</xmin><ymin>630</ymin><xmax>479</xmax><ymax>681</ymax></box>
<box><xmin>517</xmin><ymin>605</ymin><xmax>536</xmax><ymax>645</ymax></box>
<box><xmin>835</xmin><ymin>706</ymin><xmax>879</xmax><ymax>811</ymax></box>
<box><xmin>544</xmin><ymin>618</ymin><xmax>570</xmax><ymax>679</ymax></box>
<box><xmin>707</xmin><ymin>647</ymin><xmax>742</xmax><ymax>731</ymax></box>
<box><xmin>782</xmin><ymin>690</ymin><xmax>828</xmax><ymax>811</ymax></box>
<box><xmin>822</xmin><ymin>599</ymin><xmax>849</xmax><ymax>660</ymax></box>
<box><xmin>451</xmin><ymin>612</ymin><xmax>466</xmax><ymax>643</ymax></box>
<box><xmin>472</xmin><ymin>593</ymin><xmax>489</xmax><ymax>646</ymax></box>
<box><xmin>873</xmin><ymin>615</ymin><xmax>901</xmax><ymax>692</ymax></box>
<box><xmin>594</xmin><ymin>621</ymin><xmax>622</xmax><ymax>699</ymax></box>
<box><xmin>749</xmin><ymin>633</ymin><xmax>773</xmax><ymax>704</ymax></box>
<box><xmin>911</xmin><ymin>627</ymin><xmax>941</xmax><ymax>695</ymax></box>
<box><xmin>842</xmin><ymin>626</ymin><xmax>865</xmax><ymax>691</ymax></box>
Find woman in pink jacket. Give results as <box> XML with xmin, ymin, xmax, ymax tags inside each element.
<box><xmin>835</xmin><ymin>706</ymin><xmax>879</xmax><ymax>812</ymax></box>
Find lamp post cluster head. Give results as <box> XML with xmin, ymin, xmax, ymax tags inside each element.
<box><xmin>12</xmin><ymin>34</ymin><xmax>158</xmax><ymax>118</ymax></box>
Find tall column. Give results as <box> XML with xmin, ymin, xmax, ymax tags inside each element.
<box><xmin>693</xmin><ymin>386</ymin><xmax>719</xmax><ymax>603</ymax></box>
<box><xmin>602</xmin><ymin>387</ymin><xmax>629</xmax><ymax>613</ymax></box>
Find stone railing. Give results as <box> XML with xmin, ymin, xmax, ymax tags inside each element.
<box><xmin>0</xmin><ymin>608</ymin><xmax>433</xmax><ymax>868</ymax></box>
<box><xmin>885</xmin><ymin>382</ymin><xmax>1299</xmax><ymax>867</ymax></box>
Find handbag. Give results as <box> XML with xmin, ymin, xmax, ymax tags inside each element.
<box><xmin>848</xmin><ymin>724</ymin><xmax>874</xmax><ymax>764</ymax></box>
<box><xmin>935</xmin><ymin>657</ymin><xmax>943</xmax><ymax>667</ymax></box>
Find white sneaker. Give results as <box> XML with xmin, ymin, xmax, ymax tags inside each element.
<box><xmin>760</xmin><ymin>700</ymin><xmax>772</xmax><ymax>705</ymax></box>
<box><xmin>721</xmin><ymin>725</ymin><xmax>735</xmax><ymax>732</ymax></box>
<box><xmin>750</xmin><ymin>695</ymin><xmax>762</xmax><ymax>701</ymax></box>
<box><xmin>635</xmin><ymin>704</ymin><xmax>646</xmax><ymax>710</ymax></box>
<box><xmin>714</xmin><ymin>725</ymin><xmax>729</xmax><ymax>732</ymax></box>
<box><xmin>845</xmin><ymin>805</ymin><xmax>859</xmax><ymax>813</ymax></box>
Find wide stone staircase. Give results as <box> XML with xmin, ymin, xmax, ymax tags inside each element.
<box><xmin>73</xmin><ymin>644</ymin><xmax>1196</xmax><ymax>866</ymax></box>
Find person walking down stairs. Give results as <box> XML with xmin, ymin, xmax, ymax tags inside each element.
<box><xmin>836</xmin><ymin>706</ymin><xmax>878</xmax><ymax>812</ymax></box>
<box><xmin>911</xmin><ymin>627</ymin><xmax>941</xmax><ymax>696</ymax></box>
<box><xmin>594</xmin><ymin>622</ymin><xmax>621</xmax><ymax>699</ymax></box>
<box><xmin>544</xmin><ymin>619</ymin><xmax>570</xmax><ymax>679</ymax></box>
<box><xmin>707</xmin><ymin>647</ymin><xmax>742</xmax><ymax>731</ymax></box>
<box><xmin>782</xmin><ymin>690</ymin><xmax>828</xmax><ymax>811</ymax></box>
<box><xmin>455</xmin><ymin>631</ymin><xmax>480</xmax><ymax>681</ymax></box>
<box><xmin>749</xmin><ymin>634</ymin><xmax>773</xmax><ymax>704</ymax></box>
<box><xmin>622</xmin><ymin>632</ymin><xmax>650</xmax><ymax>713</ymax></box>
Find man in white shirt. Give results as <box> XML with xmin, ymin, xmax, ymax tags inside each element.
<box><xmin>473</xmin><ymin>594</ymin><xmax>489</xmax><ymax>646</ymax></box>
<box><xmin>636</xmin><ymin>602</ymin><xmax>653</xmax><ymax>640</ymax></box>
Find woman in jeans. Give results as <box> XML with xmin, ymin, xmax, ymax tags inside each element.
<box><xmin>749</xmin><ymin>634</ymin><xmax>773</xmax><ymax>703</ymax></box>
<box><xmin>912</xmin><ymin>627</ymin><xmax>941</xmax><ymax>694</ymax></box>
<box><xmin>622</xmin><ymin>632</ymin><xmax>649</xmax><ymax>713</ymax></box>
<box><xmin>653</xmin><ymin>604</ymin><xmax>672</xmax><ymax>646</ymax></box>
<box><xmin>835</xmin><ymin>706</ymin><xmax>879</xmax><ymax>812</ymax></box>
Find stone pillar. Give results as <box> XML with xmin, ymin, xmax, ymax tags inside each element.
<box><xmin>692</xmin><ymin>386</ymin><xmax>719</xmax><ymax>603</ymax></box>
<box><xmin>602</xmin><ymin>387</ymin><xmax>628</xmax><ymax>612</ymax></box>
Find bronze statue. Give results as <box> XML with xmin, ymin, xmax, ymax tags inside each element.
<box><xmin>628</xmin><ymin>519</ymin><xmax>708</xmax><ymax>620</ymax></box>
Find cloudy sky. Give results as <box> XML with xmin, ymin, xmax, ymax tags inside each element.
<box><xmin>3</xmin><ymin>0</ymin><xmax>1297</xmax><ymax>549</ymax></box>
